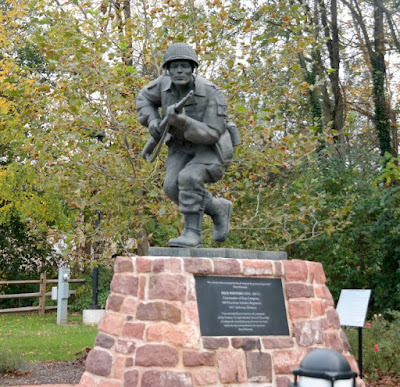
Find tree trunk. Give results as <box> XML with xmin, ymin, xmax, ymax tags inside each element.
<box><xmin>372</xmin><ymin>0</ymin><xmax>392</xmax><ymax>156</ymax></box>
<box><xmin>340</xmin><ymin>0</ymin><xmax>393</xmax><ymax>158</ymax></box>
<box><xmin>319</xmin><ymin>0</ymin><xmax>346</xmax><ymax>158</ymax></box>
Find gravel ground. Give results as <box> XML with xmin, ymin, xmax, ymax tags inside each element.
<box><xmin>0</xmin><ymin>361</ymin><xmax>85</xmax><ymax>386</ymax></box>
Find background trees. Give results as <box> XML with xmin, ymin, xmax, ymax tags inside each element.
<box><xmin>1</xmin><ymin>0</ymin><xmax>399</xmax><ymax>312</ymax></box>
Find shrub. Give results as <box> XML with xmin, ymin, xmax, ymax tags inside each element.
<box><xmin>0</xmin><ymin>347</ymin><xmax>26</xmax><ymax>375</ymax></box>
<box><xmin>345</xmin><ymin>311</ymin><xmax>400</xmax><ymax>380</ymax></box>
<box><xmin>291</xmin><ymin>170</ymin><xmax>400</xmax><ymax>313</ymax></box>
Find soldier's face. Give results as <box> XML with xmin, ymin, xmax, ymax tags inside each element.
<box><xmin>168</xmin><ymin>60</ymin><xmax>193</xmax><ymax>87</ymax></box>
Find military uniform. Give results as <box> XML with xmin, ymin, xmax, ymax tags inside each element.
<box><xmin>137</xmin><ymin>43</ymin><xmax>234</xmax><ymax>247</ymax></box>
<box><xmin>137</xmin><ymin>74</ymin><xmax>233</xmax><ymax>214</ymax></box>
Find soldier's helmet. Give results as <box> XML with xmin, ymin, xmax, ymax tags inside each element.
<box><xmin>162</xmin><ymin>43</ymin><xmax>199</xmax><ymax>69</ymax></box>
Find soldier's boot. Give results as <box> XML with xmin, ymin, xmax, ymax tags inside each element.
<box><xmin>168</xmin><ymin>212</ymin><xmax>203</xmax><ymax>248</ymax></box>
<box><xmin>205</xmin><ymin>198</ymin><xmax>233</xmax><ymax>242</ymax></box>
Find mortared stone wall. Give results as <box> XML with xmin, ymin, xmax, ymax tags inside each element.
<box><xmin>79</xmin><ymin>256</ymin><xmax>364</xmax><ymax>387</ymax></box>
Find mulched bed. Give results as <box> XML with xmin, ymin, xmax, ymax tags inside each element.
<box><xmin>0</xmin><ymin>361</ymin><xmax>85</xmax><ymax>386</ymax></box>
<box><xmin>364</xmin><ymin>371</ymin><xmax>400</xmax><ymax>387</ymax></box>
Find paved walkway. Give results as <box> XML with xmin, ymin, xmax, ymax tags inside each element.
<box><xmin>7</xmin><ymin>385</ymin><xmax>77</xmax><ymax>387</ymax></box>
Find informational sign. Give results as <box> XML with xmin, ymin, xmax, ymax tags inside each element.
<box><xmin>336</xmin><ymin>289</ymin><xmax>371</xmax><ymax>327</ymax></box>
<box><xmin>195</xmin><ymin>276</ymin><xmax>289</xmax><ymax>336</ymax></box>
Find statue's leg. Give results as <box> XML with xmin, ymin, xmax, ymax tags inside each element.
<box><xmin>204</xmin><ymin>191</ymin><xmax>233</xmax><ymax>242</ymax></box>
<box><xmin>168</xmin><ymin>164</ymin><xmax>207</xmax><ymax>248</ymax></box>
<box><xmin>186</xmin><ymin>164</ymin><xmax>233</xmax><ymax>242</ymax></box>
<box><xmin>163</xmin><ymin>148</ymin><xmax>190</xmax><ymax>205</ymax></box>
<box><xmin>168</xmin><ymin>161</ymin><xmax>232</xmax><ymax>246</ymax></box>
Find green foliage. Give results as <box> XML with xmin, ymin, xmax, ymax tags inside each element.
<box><xmin>345</xmin><ymin>311</ymin><xmax>400</xmax><ymax>378</ymax></box>
<box><xmin>291</xmin><ymin>151</ymin><xmax>400</xmax><ymax>312</ymax></box>
<box><xmin>69</xmin><ymin>263</ymin><xmax>114</xmax><ymax>312</ymax></box>
<box><xmin>0</xmin><ymin>346</ymin><xmax>26</xmax><ymax>375</ymax></box>
<box><xmin>0</xmin><ymin>211</ymin><xmax>59</xmax><ymax>277</ymax></box>
<box><xmin>379</xmin><ymin>152</ymin><xmax>400</xmax><ymax>186</ymax></box>
<box><xmin>0</xmin><ymin>312</ymin><xmax>97</xmax><ymax>362</ymax></box>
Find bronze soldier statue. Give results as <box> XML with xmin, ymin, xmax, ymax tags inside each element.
<box><xmin>137</xmin><ymin>43</ymin><xmax>239</xmax><ymax>248</ymax></box>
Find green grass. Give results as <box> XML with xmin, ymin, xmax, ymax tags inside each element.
<box><xmin>0</xmin><ymin>312</ymin><xmax>98</xmax><ymax>362</ymax></box>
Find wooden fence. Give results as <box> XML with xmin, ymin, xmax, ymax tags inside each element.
<box><xmin>0</xmin><ymin>273</ymin><xmax>86</xmax><ymax>315</ymax></box>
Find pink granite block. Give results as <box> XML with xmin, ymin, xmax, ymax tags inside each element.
<box><xmin>114</xmin><ymin>257</ymin><xmax>134</xmax><ymax>273</ymax></box>
<box><xmin>317</xmin><ymin>285</ymin><xmax>335</xmax><ymax>307</ymax></box>
<box><xmin>121</xmin><ymin>297</ymin><xmax>137</xmax><ymax>314</ymax></box>
<box><xmin>183</xmin><ymin>258</ymin><xmax>212</xmax><ymax>274</ymax></box>
<box><xmin>153</xmin><ymin>258</ymin><xmax>182</xmax><ymax>273</ymax></box>
<box><xmin>273</xmin><ymin>350</ymin><xmax>305</xmax><ymax>374</ymax></box>
<box><xmin>231</xmin><ymin>337</ymin><xmax>261</xmax><ymax>351</ymax></box>
<box><xmin>274</xmin><ymin>261</ymin><xmax>283</xmax><ymax>276</ymax></box>
<box><xmin>115</xmin><ymin>339</ymin><xmax>136</xmax><ymax>354</ymax></box>
<box><xmin>192</xmin><ymin>369</ymin><xmax>218</xmax><ymax>386</ymax></box>
<box><xmin>110</xmin><ymin>274</ymin><xmax>138</xmax><ymax>296</ymax></box>
<box><xmin>326</xmin><ymin>308</ymin><xmax>341</xmax><ymax>328</ymax></box>
<box><xmin>149</xmin><ymin>274</ymin><xmax>187</xmax><ymax>302</ymax></box>
<box><xmin>284</xmin><ymin>260</ymin><xmax>308</xmax><ymax>282</ymax></box>
<box><xmin>285</xmin><ymin>283</ymin><xmax>314</xmax><ymax>298</ymax></box>
<box><xmin>307</xmin><ymin>261</ymin><xmax>326</xmax><ymax>284</ymax></box>
<box><xmin>86</xmin><ymin>349</ymin><xmax>113</xmax><ymax>377</ymax></box>
<box><xmin>340</xmin><ymin>329</ymin><xmax>351</xmax><ymax>352</ymax></box>
<box><xmin>213</xmin><ymin>258</ymin><xmax>241</xmax><ymax>275</ymax></box>
<box><xmin>324</xmin><ymin>331</ymin><xmax>345</xmax><ymax>353</ymax></box>
<box><xmin>123</xmin><ymin>370</ymin><xmax>138</xmax><ymax>387</ymax></box>
<box><xmin>277</xmin><ymin>376</ymin><xmax>292</xmax><ymax>387</ymax></box>
<box><xmin>146</xmin><ymin>322</ymin><xmax>199</xmax><ymax>348</ymax></box>
<box><xmin>262</xmin><ymin>337</ymin><xmax>294</xmax><ymax>349</ymax></box>
<box><xmin>202</xmin><ymin>337</ymin><xmax>229</xmax><ymax>349</ymax></box>
<box><xmin>183</xmin><ymin>302</ymin><xmax>200</xmax><ymax>325</ymax></box>
<box><xmin>141</xmin><ymin>371</ymin><xmax>193</xmax><ymax>387</ymax></box>
<box><xmin>136</xmin><ymin>257</ymin><xmax>152</xmax><ymax>273</ymax></box>
<box><xmin>289</xmin><ymin>300</ymin><xmax>312</xmax><ymax>319</ymax></box>
<box><xmin>312</xmin><ymin>299</ymin><xmax>326</xmax><ymax>316</ymax></box>
<box><xmin>314</xmin><ymin>285</ymin><xmax>325</xmax><ymax>298</ymax></box>
<box><xmin>187</xmin><ymin>276</ymin><xmax>197</xmax><ymax>300</ymax></box>
<box><xmin>242</xmin><ymin>260</ymin><xmax>273</xmax><ymax>276</ymax></box>
<box><xmin>94</xmin><ymin>333</ymin><xmax>115</xmax><ymax>349</ymax></box>
<box><xmin>183</xmin><ymin>351</ymin><xmax>214</xmax><ymax>366</ymax></box>
<box><xmin>293</xmin><ymin>319</ymin><xmax>324</xmax><ymax>346</ymax></box>
<box><xmin>79</xmin><ymin>374</ymin><xmax>96</xmax><ymax>387</ymax></box>
<box><xmin>113</xmin><ymin>355</ymin><xmax>125</xmax><ymax>379</ymax></box>
<box><xmin>98</xmin><ymin>313</ymin><xmax>124</xmax><ymax>336</ymax></box>
<box><xmin>99</xmin><ymin>380</ymin><xmax>122</xmax><ymax>387</ymax></box>
<box><xmin>106</xmin><ymin>294</ymin><xmax>124</xmax><ymax>312</ymax></box>
<box><xmin>216</xmin><ymin>351</ymin><xmax>246</xmax><ymax>383</ymax></box>
<box><xmin>246</xmin><ymin>352</ymin><xmax>272</xmax><ymax>382</ymax></box>
<box><xmin>136</xmin><ymin>301</ymin><xmax>181</xmax><ymax>323</ymax></box>
<box><xmin>135</xmin><ymin>344</ymin><xmax>179</xmax><ymax>367</ymax></box>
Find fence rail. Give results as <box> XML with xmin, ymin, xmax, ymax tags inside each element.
<box><xmin>0</xmin><ymin>273</ymin><xmax>85</xmax><ymax>315</ymax></box>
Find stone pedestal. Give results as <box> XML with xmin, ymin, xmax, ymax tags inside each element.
<box><xmin>79</xmin><ymin>255</ymin><xmax>364</xmax><ymax>387</ymax></box>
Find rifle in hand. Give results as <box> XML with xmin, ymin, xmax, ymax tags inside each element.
<box><xmin>142</xmin><ymin>90</ymin><xmax>194</xmax><ymax>163</ymax></box>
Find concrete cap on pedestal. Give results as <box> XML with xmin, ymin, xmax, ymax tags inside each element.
<box><xmin>148</xmin><ymin>247</ymin><xmax>287</xmax><ymax>260</ymax></box>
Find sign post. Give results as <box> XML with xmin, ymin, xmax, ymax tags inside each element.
<box><xmin>336</xmin><ymin>289</ymin><xmax>371</xmax><ymax>379</ymax></box>
<box><xmin>57</xmin><ymin>267</ymin><xmax>70</xmax><ymax>325</ymax></box>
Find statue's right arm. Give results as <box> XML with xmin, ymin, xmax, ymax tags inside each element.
<box><xmin>136</xmin><ymin>78</ymin><xmax>163</xmax><ymax>128</ymax></box>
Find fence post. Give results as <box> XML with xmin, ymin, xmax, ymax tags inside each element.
<box><xmin>39</xmin><ymin>272</ymin><xmax>46</xmax><ymax>315</ymax></box>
